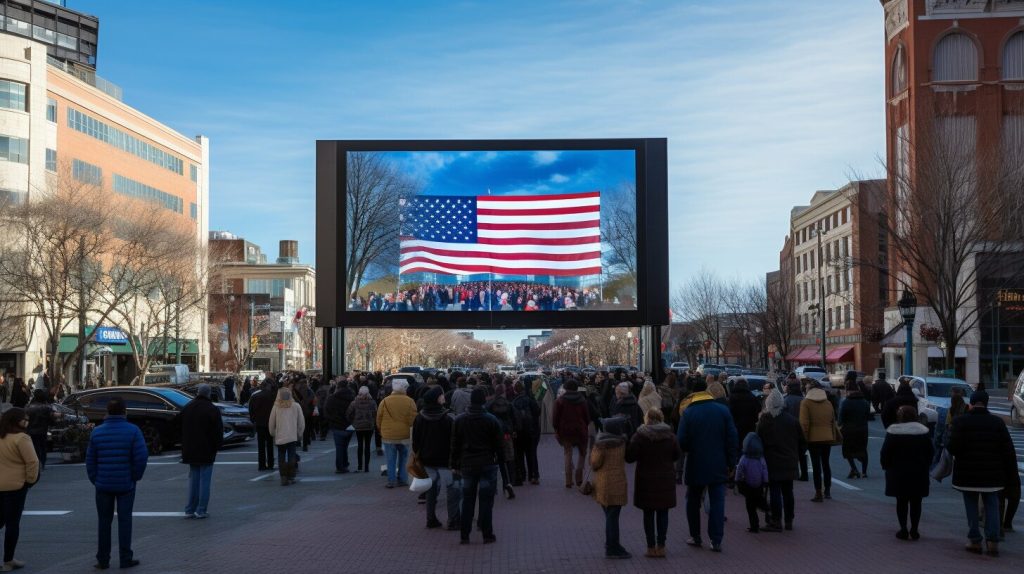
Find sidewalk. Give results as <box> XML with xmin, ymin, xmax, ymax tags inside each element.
<box><xmin>161</xmin><ymin>436</ymin><xmax>1018</xmax><ymax>574</ymax></box>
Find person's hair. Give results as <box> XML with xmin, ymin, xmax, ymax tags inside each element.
<box><xmin>896</xmin><ymin>404</ymin><xmax>918</xmax><ymax>424</ymax></box>
<box><xmin>358</xmin><ymin>386</ymin><xmax>370</xmax><ymax>397</ymax></box>
<box><xmin>107</xmin><ymin>398</ymin><xmax>126</xmax><ymax>416</ymax></box>
<box><xmin>615</xmin><ymin>382</ymin><xmax>630</xmax><ymax>396</ymax></box>
<box><xmin>949</xmin><ymin>387</ymin><xmax>967</xmax><ymax>417</ymax></box>
<box><xmin>493</xmin><ymin>384</ymin><xmax>505</xmax><ymax>398</ymax></box>
<box><xmin>691</xmin><ymin>378</ymin><xmax>708</xmax><ymax>393</ymax></box>
<box><xmin>275</xmin><ymin>388</ymin><xmax>293</xmax><ymax>409</ymax></box>
<box><xmin>513</xmin><ymin>382</ymin><xmax>524</xmax><ymax>395</ymax></box>
<box><xmin>391</xmin><ymin>379</ymin><xmax>409</xmax><ymax>394</ymax></box>
<box><xmin>645</xmin><ymin>409</ymin><xmax>664</xmax><ymax>425</ymax></box>
<box><xmin>563</xmin><ymin>380</ymin><xmax>578</xmax><ymax>391</ymax></box>
<box><xmin>0</xmin><ymin>408</ymin><xmax>26</xmax><ymax>438</ymax></box>
<box><xmin>733</xmin><ymin>378</ymin><xmax>749</xmax><ymax>392</ymax></box>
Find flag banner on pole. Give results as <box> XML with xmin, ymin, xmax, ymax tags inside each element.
<box><xmin>399</xmin><ymin>191</ymin><xmax>601</xmax><ymax>277</ymax></box>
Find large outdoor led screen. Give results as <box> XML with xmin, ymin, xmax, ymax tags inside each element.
<box><xmin>344</xmin><ymin>149</ymin><xmax>638</xmax><ymax>313</ymax></box>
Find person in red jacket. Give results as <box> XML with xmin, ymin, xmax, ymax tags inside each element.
<box><xmin>553</xmin><ymin>380</ymin><xmax>591</xmax><ymax>488</ymax></box>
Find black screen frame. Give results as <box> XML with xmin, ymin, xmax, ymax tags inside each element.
<box><xmin>316</xmin><ymin>138</ymin><xmax>668</xmax><ymax>329</ymax></box>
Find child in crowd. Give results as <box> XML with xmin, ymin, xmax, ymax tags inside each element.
<box><xmin>735</xmin><ymin>432</ymin><xmax>769</xmax><ymax>533</ymax></box>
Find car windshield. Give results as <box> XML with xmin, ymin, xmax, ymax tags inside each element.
<box><xmin>802</xmin><ymin>368</ymin><xmax>826</xmax><ymax>373</ymax></box>
<box><xmin>926</xmin><ymin>383</ymin><xmax>972</xmax><ymax>398</ymax></box>
<box><xmin>147</xmin><ymin>388</ymin><xmax>192</xmax><ymax>408</ymax></box>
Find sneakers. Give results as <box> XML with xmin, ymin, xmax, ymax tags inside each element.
<box><xmin>120</xmin><ymin>559</ymin><xmax>140</xmax><ymax>569</ymax></box>
<box><xmin>1</xmin><ymin>559</ymin><xmax>24</xmax><ymax>571</ymax></box>
<box><xmin>685</xmin><ymin>537</ymin><xmax>702</xmax><ymax>548</ymax></box>
<box><xmin>426</xmin><ymin>519</ymin><xmax>442</xmax><ymax>529</ymax></box>
<box><xmin>896</xmin><ymin>529</ymin><xmax>909</xmax><ymax>540</ymax></box>
<box><xmin>193</xmin><ymin>512</ymin><xmax>209</xmax><ymax>519</ymax></box>
<box><xmin>606</xmin><ymin>548</ymin><xmax>631</xmax><ymax>559</ymax></box>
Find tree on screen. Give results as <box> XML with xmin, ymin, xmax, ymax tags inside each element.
<box><xmin>601</xmin><ymin>184</ymin><xmax>638</xmax><ymax>285</ymax></box>
<box><xmin>345</xmin><ymin>153</ymin><xmax>415</xmax><ymax>298</ymax></box>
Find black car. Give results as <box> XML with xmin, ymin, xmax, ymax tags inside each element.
<box><xmin>62</xmin><ymin>386</ymin><xmax>254</xmax><ymax>454</ymax></box>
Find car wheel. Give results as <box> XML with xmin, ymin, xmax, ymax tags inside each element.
<box><xmin>142</xmin><ymin>425</ymin><xmax>163</xmax><ymax>455</ymax></box>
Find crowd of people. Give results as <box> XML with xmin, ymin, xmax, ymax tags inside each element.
<box><xmin>347</xmin><ymin>281</ymin><xmax>611</xmax><ymax>312</ymax></box>
<box><xmin>0</xmin><ymin>366</ymin><xmax>1018</xmax><ymax>569</ymax></box>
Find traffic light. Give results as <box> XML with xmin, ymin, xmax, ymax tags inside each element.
<box><xmin>250</xmin><ymin>336</ymin><xmax>259</xmax><ymax>353</ymax></box>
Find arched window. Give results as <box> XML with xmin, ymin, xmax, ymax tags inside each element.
<box><xmin>891</xmin><ymin>45</ymin><xmax>908</xmax><ymax>95</ymax></box>
<box><xmin>933</xmin><ymin>32</ymin><xmax>979</xmax><ymax>82</ymax></box>
<box><xmin>1004</xmin><ymin>31</ymin><xmax>1024</xmax><ymax>81</ymax></box>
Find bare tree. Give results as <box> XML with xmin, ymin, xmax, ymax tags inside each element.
<box><xmin>345</xmin><ymin>153</ymin><xmax>416</xmax><ymax>298</ymax></box>
<box><xmin>764</xmin><ymin>270</ymin><xmax>797</xmax><ymax>366</ymax></box>
<box><xmin>601</xmin><ymin>184</ymin><xmax>638</xmax><ymax>284</ymax></box>
<box><xmin>672</xmin><ymin>270</ymin><xmax>725</xmax><ymax>362</ymax></box>
<box><xmin>867</xmin><ymin>119</ymin><xmax>1024</xmax><ymax>370</ymax></box>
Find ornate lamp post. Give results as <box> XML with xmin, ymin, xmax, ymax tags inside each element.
<box><xmin>626</xmin><ymin>330</ymin><xmax>633</xmax><ymax>368</ymax></box>
<box><xmin>898</xmin><ymin>289</ymin><xmax>917</xmax><ymax>376</ymax></box>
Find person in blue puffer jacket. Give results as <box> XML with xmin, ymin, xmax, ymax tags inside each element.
<box><xmin>86</xmin><ymin>398</ymin><xmax>148</xmax><ymax>570</ymax></box>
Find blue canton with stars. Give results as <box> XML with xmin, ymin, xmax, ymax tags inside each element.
<box><xmin>401</xmin><ymin>195</ymin><xmax>477</xmax><ymax>243</ymax></box>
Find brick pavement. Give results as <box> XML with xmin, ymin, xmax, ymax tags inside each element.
<box><xmin>142</xmin><ymin>436</ymin><xmax>1019</xmax><ymax>574</ymax></box>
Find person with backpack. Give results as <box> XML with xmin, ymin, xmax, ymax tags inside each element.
<box><xmin>735</xmin><ymin>432</ymin><xmax>769</xmax><ymax>533</ymax></box>
<box><xmin>510</xmin><ymin>382</ymin><xmax>541</xmax><ymax>486</ymax></box>
<box><xmin>412</xmin><ymin>387</ymin><xmax>461</xmax><ymax>530</ymax></box>
<box><xmin>485</xmin><ymin>384</ymin><xmax>516</xmax><ymax>500</ymax></box>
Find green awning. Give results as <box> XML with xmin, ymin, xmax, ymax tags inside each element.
<box><xmin>57</xmin><ymin>335</ymin><xmax>135</xmax><ymax>355</ymax></box>
<box><xmin>148</xmin><ymin>339</ymin><xmax>199</xmax><ymax>355</ymax></box>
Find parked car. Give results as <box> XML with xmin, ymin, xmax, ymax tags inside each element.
<box><xmin>142</xmin><ymin>364</ymin><xmax>190</xmax><ymax>385</ymax></box>
<box><xmin>722</xmin><ymin>364</ymin><xmax>744</xmax><ymax>377</ymax></box>
<box><xmin>62</xmin><ymin>386</ymin><xmax>254</xmax><ymax>454</ymax></box>
<box><xmin>1011</xmin><ymin>368</ymin><xmax>1024</xmax><ymax>427</ymax></box>
<box><xmin>892</xmin><ymin>375</ymin><xmax>973</xmax><ymax>412</ymax></box>
<box><xmin>793</xmin><ymin>365</ymin><xmax>831</xmax><ymax>388</ymax></box>
<box><xmin>148</xmin><ymin>381</ymin><xmax>226</xmax><ymax>402</ymax></box>
<box><xmin>830</xmin><ymin>370</ymin><xmax>865</xmax><ymax>389</ymax></box>
<box><xmin>669</xmin><ymin>362</ymin><xmax>690</xmax><ymax>375</ymax></box>
<box><xmin>397</xmin><ymin>365</ymin><xmax>424</xmax><ymax>375</ymax></box>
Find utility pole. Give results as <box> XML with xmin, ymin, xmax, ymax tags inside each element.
<box><xmin>77</xmin><ymin>238</ymin><xmax>87</xmax><ymax>390</ymax></box>
<box><xmin>248</xmin><ymin>298</ymin><xmax>255</xmax><ymax>370</ymax></box>
<box><xmin>815</xmin><ymin>224</ymin><xmax>827</xmax><ymax>371</ymax></box>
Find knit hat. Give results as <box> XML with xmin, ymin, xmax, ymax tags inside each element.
<box><xmin>196</xmin><ymin>383</ymin><xmax>212</xmax><ymax>399</ymax></box>
<box><xmin>423</xmin><ymin>386</ymin><xmax>443</xmax><ymax>405</ymax></box>
<box><xmin>969</xmin><ymin>388</ymin><xmax>989</xmax><ymax>406</ymax></box>
<box><xmin>470</xmin><ymin>387</ymin><xmax>487</xmax><ymax>406</ymax></box>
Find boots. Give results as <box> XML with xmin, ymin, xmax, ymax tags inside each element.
<box><xmin>823</xmin><ymin>487</ymin><xmax>831</xmax><ymax>500</ymax></box>
<box><xmin>985</xmin><ymin>541</ymin><xmax>999</xmax><ymax>557</ymax></box>
<box><xmin>565</xmin><ymin>470</ymin><xmax>573</xmax><ymax>488</ymax></box>
<box><xmin>811</xmin><ymin>490</ymin><xmax>823</xmax><ymax>503</ymax></box>
<box><xmin>280</xmin><ymin>464</ymin><xmax>289</xmax><ymax>486</ymax></box>
<box><xmin>574</xmin><ymin>467</ymin><xmax>583</xmax><ymax>487</ymax></box>
<box><xmin>287</xmin><ymin>461</ymin><xmax>298</xmax><ymax>485</ymax></box>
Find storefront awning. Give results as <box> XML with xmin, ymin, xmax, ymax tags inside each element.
<box><xmin>825</xmin><ymin>345</ymin><xmax>855</xmax><ymax>363</ymax></box>
<box><xmin>57</xmin><ymin>334</ymin><xmax>134</xmax><ymax>355</ymax></box>
<box><xmin>794</xmin><ymin>347</ymin><xmax>821</xmax><ymax>363</ymax></box>
<box><xmin>785</xmin><ymin>346</ymin><xmax>807</xmax><ymax>361</ymax></box>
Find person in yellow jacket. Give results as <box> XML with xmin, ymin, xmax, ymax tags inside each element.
<box><xmin>799</xmin><ymin>383</ymin><xmax>839</xmax><ymax>502</ymax></box>
<box><xmin>0</xmin><ymin>407</ymin><xmax>39</xmax><ymax>571</ymax></box>
<box><xmin>377</xmin><ymin>378</ymin><xmax>418</xmax><ymax>488</ymax></box>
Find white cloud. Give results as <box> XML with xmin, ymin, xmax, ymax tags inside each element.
<box><xmin>533</xmin><ymin>151</ymin><xmax>560</xmax><ymax>165</ymax></box>
<box><xmin>549</xmin><ymin>173</ymin><xmax>569</xmax><ymax>184</ymax></box>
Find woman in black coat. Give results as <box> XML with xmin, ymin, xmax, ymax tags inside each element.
<box><xmin>838</xmin><ymin>388</ymin><xmax>871</xmax><ymax>478</ymax></box>
<box><xmin>880</xmin><ymin>405</ymin><xmax>934</xmax><ymax>541</ymax></box>
<box><xmin>728</xmin><ymin>379</ymin><xmax>761</xmax><ymax>451</ymax></box>
<box><xmin>624</xmin><ymin>410</ymin><xmax>680</xmax><ymax>557</ymax></box>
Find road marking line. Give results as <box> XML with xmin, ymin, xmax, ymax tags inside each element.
<box><xmin>829</xmin><ymin>478</ymin><xmax>862</xmax><ymax>491</ymax></box>
<box><xmin>117</xmin><ymin>512</ymin><xmax>187</xmax><ymax>517</ymax></box>
<box><xmin>24</xmin><ymin>511</ymin><xmax>72</xmax><ymax>516</ymax></box>
<box><xmin>249</xmin><ymin>472</ymin><xmax>276</xmax><ymax>482</ymax></box>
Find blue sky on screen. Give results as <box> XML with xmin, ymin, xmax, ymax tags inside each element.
<box><xmin>75</xmin><ymin>0</ymin><xmax>884</xmax><ymax>354</ymax></box>
<box><xmin>377</xmin><ymin>150</ymin><xmax>635</xmax><ymax>199</ymax></box>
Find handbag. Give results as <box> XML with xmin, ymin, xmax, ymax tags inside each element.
<box><xmin>930</xmin><ymin>448</ymin><xmax>952</xmax><ymax>482</ymax></box>
<box><xmin>831</xmin><ymin>420</ymin><xmax>844</xmax><ymax>446</ymax></box>
<box><xmin>578</xmin><ymin>467</ymin><xmax>595</xmax><ymax>497</ymax></box>
<box><xmin>407</xmin><ymin>451</ymin><xmax>428</xmax><ymax>479</ymax></box>
<box><xmin>409</xmin><ymin>476</ymin><xmax>432</xmax><ymax>493</ymax></box>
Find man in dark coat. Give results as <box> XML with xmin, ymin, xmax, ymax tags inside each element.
<box><xmin>510</xmin><ymin>382</ymin><xmax>542</xmax><ymax>485</ymax></box>
<box><xmin>871</xmin><ymin>376</ymin><xmax>895</xmax><ymax>414</ymax></box>
<box><xmin>677</xmin><ymin>387</ymin><xmax>739</xmax><ymax>552</ymax></box>
<box><xmin>412</xmin><ymin>387</ymin><xmax>460</xmax><ymax>529</ymax></box>
<box><xmin>180</xmin><ymin>384</ymin><xmax>223</xmax><ymax>519</ymax></box>
<box><xmin>728</xmin><ymin>379</ymin><xmax>761</xmax><ymax>451</ymax></box>
<box><xmin>86</xmin><ymin>398</ymin><xmax>148</xmax><ymax>569</ymax></box>
<box><xmin>552</xmin><ymin>380</ymin><xmax>591</xmax><ymax>488</ymax></box>
<box><xmin>948</xmin><ymin>390</ymin><xmax>1017</xmax><ymax>556</ymax></box>
<box><xmin>450</xmin><ymin>388</ymin><xmax>503</xmax><ymax>544</ymax></box>
<box><xmin>783</xmin><ymin>381</ymin><xmax>809</xmax><ymax>481</ymax></box>
<box><xmin>248</xmin><ymin>380</ymin><xmax>277</xmax><ymax>470</ymax></box>
<box><xmin>882</xmin><ymin>381</ymin><xmax>918</xmax><ymax>429</ymax></box>
<box><xmin>324</xmin><ymin>384</ymin><xmax>355</xmax><ymax>473</ymax></box>
<box><xmin>222</xmin><ymin>376</ymin><xmax>236</xmax><ymax>403</ymax></box>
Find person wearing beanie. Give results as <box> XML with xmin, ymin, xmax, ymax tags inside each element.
<box><xmin>412</xmin><ymin>385</ymin><xmax>461</xmax><ymax>530</ymax></box>
<box><xmin>180</xmin><ymin>383</ymin><xmax>223</xmax><ymax>519</ymax></box>
<box><xmin>757</xmin><ymin>389</ymin><xmax>803</xmax><ymax>532</ymax></box>
<box><xmin>451</xmin><ymin>385</ymin><xmax>503</xmax><ymax>544</ymax></box>
<box><xmin>948</xmin><ymin>388</ymin><xmax>1016</xmax><ymax>556</ymax></box>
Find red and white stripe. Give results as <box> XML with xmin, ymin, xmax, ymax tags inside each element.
<box><xmin>399</xmin><ymin>190</ymin><xmax>601</xmax><ymax>276</ymax></box>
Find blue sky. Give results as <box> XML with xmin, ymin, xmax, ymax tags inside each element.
<box><xmin>378</xmin><ymin>149</ymin><xmax>635</xmax><ymax>198</ymax></box>
<box><xmin>73</xmin><ymin>0</ymin><xmax>886</xmax><ymax>355</ymax></box>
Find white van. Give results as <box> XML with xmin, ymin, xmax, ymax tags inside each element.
<box><xmin>143</xmin><ymin>364</ymin><xmax>190</xmax><ymax>385</ymax></box>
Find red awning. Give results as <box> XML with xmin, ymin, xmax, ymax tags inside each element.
<box><xmin>825</xmin><ymin>345</ymin><xmax>855</xmax><ymax>363</ymax></box>
<box><xmin>785</xmin><ymin>346</ymin><xmax>807</xmax><ymax>361</ymax></box>
<box><xmin>794</xmin><ymin>347</ymin><xmax>821</xmax><ymax>363</ymax></box>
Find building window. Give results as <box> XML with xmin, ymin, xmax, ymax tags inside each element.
<box><xmin>933</xmin><ymin>33</ymin><xmax>979</xmax><ymax>82</ymax></box>
<box><xmin>5</xmin><ymin>17</ymin><xmax>30</xmax><ymax>37</ymax></box>
<box><xmin>0</xmin><ymin>136</ymin><xmax>29</xmax><ymax>164</ymax></box>
<box><xmin>190</xmin><ymin>164</ymin><xmax>198</xmax><ymax>182</ymax></box>
<box><xmin>827</xmin><ymin>276</ymin><xmax>833</xmax><ymax>295</ymax></box>
<box><xmin>112</xmin><ymin>174</ymin><xmax>183</xmax><ymax>213</ymax></box>
<box><xmin>891</xmin><ymin>45</ymin><xmax>908</xmax><ymax>95</ymax></box>
<box><xmin>189</xmin><ymin>202</ymin><xmax>197</xmax><ymax>220</ymax></box>
<box><xmin>56</xmin><ymin>32</ymin><xmax>77</xmax><ymax>50</ymax></box>
<box><xmin>72</xmin><ymin>159</ymin><xmax>103</xmax><ymax>185</ymax></box>
<box><xmin>67</xmin><ymin>108</ymin><xmax>184</xmax><ymax>175</ymax></box>
<box><xmin>45</xmin><ymin>148</ymin><xmax>57</xmax><ymax>172</ymax></box>
<box><xmin>0</xmin><ymin>80</ymin><xmax>27</xmax><ymax>112</ymax></box>
<box><xmin>1004</xmin><ymin>31</ymin><xmax>1024</xmax><ymax>81</ymax></box>
<box><xmin>796</xmin><ymin>258</ymin><xmax>801</xmax><ymax>274</ymax></box>
<box><xmin>32</xmin><ymin>25</ymin><xmax>56</xmax><ymax>44</ymax></box>
<box><xmin>844</xmin><ymin>305</ymin><xmax>851</xmax><ymax>329</ymax></box>
<box><xmin>46</xmin><ymin>98</ymin><xmax>57</xmax><ymax>122</ymax></box>
<box><xmin>827</xmin><ymin>309</ymin><xmax>833</xmax><ymax>332</ymax></box>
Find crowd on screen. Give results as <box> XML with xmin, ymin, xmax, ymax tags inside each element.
<box><xmin>347</xmin><ymin>282</ymin><xmax>606</xmax><ymax>311</ymax></box>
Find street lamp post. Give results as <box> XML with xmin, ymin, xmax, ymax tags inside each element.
<box><xmin>609</xmin><ymin>334</ymin><xmax>617</xmax><ymax>365</ymax></box>
<box><xmin>811</xmin><ymin>225</ymin><xmax>828</xmax><ymax>371</ymax></box>
<box><xmin>626</xmin><ymin>330</ymin><xmax>633</xmax><ymax>368</ymax></box>
<box><xmin>898</xmin><ymin>289</ymin><xmax>917</xmax><ymax>376</ymax></box>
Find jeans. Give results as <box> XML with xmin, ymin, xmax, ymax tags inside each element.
<box><xmin>355</xmin><ymin>430</ymin><xmax>373</xmax><ymax>470</ymax></box>
<box><xmin>0</xmin><ymin>487</ymin><xmax>28</xmax><ymax>562</ymax></box>
<box><xmin>425</xmin><ymin>466</ymin><xmax>461</xmax><ymax>526</ymax></box>
<box><xmin>95</xmin><ymin>487</ymin><xmax>135</xmax><ymax>567</ymax></box>
<box><xmin>384</xmin><ymin>443</ymin><xmax>409</xmax><ymax>485</ymax></box>
<box><xmin>513</xmin><ymin>433</ymin><xmax>540</xmax><ymax>483</ymax></box>
<box><xmin>256</xmin><ymin>426</ymin><xmax>275</xmax><ymax>469</ymax></box>
<box><xmin>686</xmin><ymin>482</ymin><xmax>726</xmax><ymax>546</ymax></box>
<box><xmin>808</xmin><ymin>444</ymin><xmax>832</xmax><ymax>492</ymax></box>
<box><xmin>643</xmin><ymin>508</ymin><xmax>668</xmax><ymax>547</ymax></box>
<box><xmin>460</xmin><ymin>465</ymin><xmax>498</xmax><ymax>539</ymax></box>
<box><xmin>768</xmin><ymin>480</ymin><xmax>795</xmax><ymax>525</ymax></box>
<box><xmin>184</xmin><ymin>464</ymin><xmax>213</xmax><ymax>515</ymax></box>
<box><xmin>962</xmin><ymin>490</ymin><xmax>1000</xmax><ymax>543</ymax></box>
<box><xmin>29</xmin><ymin>433</ymin><xmax>46</xmax><ymax>471</ymax></box>
<box><xmin>331</xmin><ymin>429</ymin><xmax>353</xmax><ymax>471</ymax></box>
<box><xmin>277</xmin><ymin>442</ymin><xmax>298</xmax><ymax>467</ymax></box>
<box><xmin>603</xmin><ymin>505</ymin><xmax>622</xmax><ymax>551</ymax></box>
<box><xmin>562</xmin><ymin>442</ymin><xmax>586</xmax><ymax>485</ymax></box>
<box><xmin>896</xmin><ymin>495</ymin><xmax>922</xmax><ymax>532</ymax></box>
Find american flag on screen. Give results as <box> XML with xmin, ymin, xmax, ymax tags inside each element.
<box><xmin>398</xmin><ymin>191</ymin><xmax>602</xmax><ymax>276</ymax></box>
